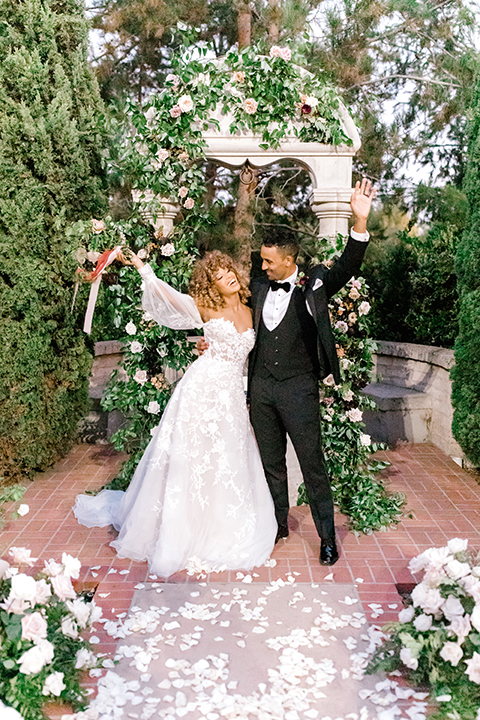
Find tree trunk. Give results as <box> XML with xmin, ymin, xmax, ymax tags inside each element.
<box><xmin>236</xmin><ymin>0</ymin><xmax>251</xmax><ymax>48</ymax></box>
<box><xmin>268</xmin><ymin>0</ymin><xmax>281</xmax><ymax>44</ymax></box>
<box><xmin>234</xmin><ymin>163</ymin><xmax>258</xmax><ymax>272</ymax></box>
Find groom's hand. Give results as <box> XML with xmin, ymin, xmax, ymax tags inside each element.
<box><xmin>196</xmin><ymin>337</ymin><xmax>209</xmax><ymax>356</ymax></box>
<box><xmin>350</xmin><ymin>178</ymin><xmax>376</xmax><ymax>235</ymax></box>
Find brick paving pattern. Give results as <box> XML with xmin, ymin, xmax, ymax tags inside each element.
<box><xmin>1</xmin><ymin>442</ymin><xmax>480</xmax><ymax>716</ymax></box>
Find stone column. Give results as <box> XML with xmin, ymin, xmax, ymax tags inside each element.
<box><xmin>131</xmin><ymin>190</ymin><xmax>179</xmax><ymax>237</ymax></box>
<box><xmin>309</xmin><ymin>189</ymin><xmax>352</xmax><ymax>239</ymax></box>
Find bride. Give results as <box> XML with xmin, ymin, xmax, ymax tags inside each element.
<box><xmin>73</xmin><ymin>249</ymin><xmax>277</xmax><ymax>577</ymax></box>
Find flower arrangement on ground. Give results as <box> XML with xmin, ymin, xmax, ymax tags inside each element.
<box><xmin>0</xmin><ymin>548</ymin><xmax>102</xmax><ymax>720</ymax></box>
<box><xmin>367</xmin><ymin>538</ymin><xmax>480</xmax><ymax>720</ymax></box>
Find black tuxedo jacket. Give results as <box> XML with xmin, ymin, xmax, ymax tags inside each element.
<box><xmin>248</xmin><ymin>235</ymin><xmax>368</xmax><ymax>388</ymax></box>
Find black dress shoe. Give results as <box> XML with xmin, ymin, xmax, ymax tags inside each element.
<box><xmin>275</xmin><ymin>524</ymin><xmax>289</xmax><ymax>543</ymax></box>
<box><xmin>319</xmin><ymin>537</ymin><xmax>339</xmax><ymax>566</ymax></box>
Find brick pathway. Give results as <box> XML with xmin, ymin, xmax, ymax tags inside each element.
<box><xmin>2</xmin><ymin>442</ymin><xmax>480</xmax><ymax>716</ymax></box>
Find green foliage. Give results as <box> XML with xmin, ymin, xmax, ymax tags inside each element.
<box><xmin>0</xmin><ymin>485</ymin><xmax>26</xmax><ymax>530</ymax></box>
<box><xmin>452</xmin><ymin>68</ymin><xmax>480</xmax><ymax>466</ymax></box>
<box><xmin>0</xmin><ymin>0</ymin><xmax>108</xmax><ymax>482</ymax></box>
<box><xmin>363</xmin><ymin>184</ymin><xmax>466</xmax><ymax>348</ymax></box>
<box><xmin>297</xmin><ymin>236</ymin><xmax>406</xmax><ymax>534</ymax></box>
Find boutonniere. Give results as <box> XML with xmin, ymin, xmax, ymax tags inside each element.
<box><xmin>295</xmin><ymin>272</ymin><xmax>309</xmax><ymax>288</ymax></box>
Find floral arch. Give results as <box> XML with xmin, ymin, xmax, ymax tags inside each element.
<box><xmin>125</xmin><ymin>44</ymin><xmax>361</xmax><ymax>240</ymax></box>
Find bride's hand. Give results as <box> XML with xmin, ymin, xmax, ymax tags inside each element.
<box><xmin>118</xmin><ymin>248</ymin><xmax>144</xmax><ymax>269</ymax></box>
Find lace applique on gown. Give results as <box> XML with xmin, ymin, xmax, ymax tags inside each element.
<box><xmin>73</xmin><ymin>265</ymin><xmax>276</xmax><ymax>577</ymax></box>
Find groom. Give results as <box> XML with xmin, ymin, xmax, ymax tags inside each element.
<box><xmin>248</xmin><ymin>178</ymin><xmax>376</xmax><ymax>566</ymax></box>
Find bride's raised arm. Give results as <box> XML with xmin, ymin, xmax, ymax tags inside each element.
<box><xmin>119</xmin><ymin>250</ymin><xmax>203</xmax><ymax>331</ymax></box>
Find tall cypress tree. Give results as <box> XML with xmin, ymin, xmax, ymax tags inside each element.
<box><xmin>0</xmin><ymin>0</ymin><xmax>107</xmax><ymax>483</ymax></box>
<box><xmin>451</xmin><ymin>67</ymin><xmax>480</xmax><ymax>465</ymax></box>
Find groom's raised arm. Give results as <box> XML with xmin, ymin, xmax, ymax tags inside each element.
<box><xmin>323</xmin><ymin>178</ymin><xmax>376</xmax><ymax>298</ymax></box>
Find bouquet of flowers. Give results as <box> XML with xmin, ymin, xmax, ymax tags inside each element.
<box><xmin>368</xmin><ymin>538</ymin><xmax>480</xmax><ymax>720</ymax></box>
<box><xmin>0</xmin><ymin>547</ymin><xmax>102</xmax><ymax>720</ymax></box>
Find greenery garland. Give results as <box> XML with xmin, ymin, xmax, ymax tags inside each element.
<box><xmin>76</xmin><ymin>43</ymin><xmax>404</xmax><ymax>533</ymax></box>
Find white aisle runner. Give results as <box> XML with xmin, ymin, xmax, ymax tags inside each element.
<box><xmin>77</xmin><ymin>581</ymin><xmax>429</xmax><ymax>720</ymax></box>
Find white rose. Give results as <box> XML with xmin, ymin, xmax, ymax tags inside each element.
<box><xmin>358</xmin><ymin>301</ymin><xmax>371</xmax><ymax>316</ymax></box>
<box><xmin>0</xmin><ymin>700</ymin><xmax>24</xmax><ymax>720</ymax></box>
<box><xmin>398</xmin><ymin>606</ymin><xmax>415</xmax><ymax>623</ymax></box>
<box><xmin>43</xmin><ymin>559</ymin><xmax>64</xmax><ymax>577</ymax></box>
<box><xmin>134</xmin><ymin>369</ymin><xmax>148</xmax><ymax>385</ymax></box>
<box><xmin>411</xmin><ymin>584</ymin><xmax>443</xmax><ymax>614</ymax></box>
<box><xmin>414</xmin><ymin>613</ymin><xmax>433</xmax><ymax>632</ymax></box>
<box><xmin>62</xmin><ymin>553</ymin><xmax>81</xmax><ymax>580</ymax></box>
<box><xmin>445</xmin><ymin>558</ymin><xmax>471</xmax><ymax>580</ymax></box>
<box><xmin>178</xmin><ymin>94</ymin><xmax>193</xmax><ymax>112</ymax></box>
<box><xmin>343</xmin><ymin>390</ymin><xmax>354</xmax><ymax>402</ymax></box>
<box><xmin>161</xmin><ymin>243</ymin><xmax>175</xmax><ymax>257</ymax></box>
<box><xmin>440</xmin><ymin>641</ymin><xmax>463</xmax><ymax>667</ymax></box>
<box><xmin>21</xmin><ymin>612</ymin><xmax>48</xmax><ymax>643</ymax></box>
<box><xmin>10</xmin><ymin>574</ymin><xmax>37</xmax><ymax>603</ymax></box>
<box><xmin>448</xmin><ymin>614</ymin><xmax>471</xmax><ymax>644</ymax></box>
<box><xmin>360</xmin><ymin>433</ymin><xmax>371</xmax><ymax>446</ymax></box>
<box><xmin>305</xmin><ymin>95</ymin><xmax>319</xmax><ymax>108</ymax></box>
<box><xmin>340</xmin><ymin>358</ymin><xmax>352</xmax><ymax>370</ymax></box>
<box><xmin>148</xmin><ymin>401</ymin><xmax>161</xmax><ymax>415</ymax></box>
<box><xmin>0</xmin><ymin>596</ymin><xmax>29</xmax><ymax>614</ymax></box>
<box><xmin>61</xmin><ymin>617</ymin><xmax>79</xmax><ymax>639</ymax></box>
<box><xmin>349</xmin><ymin>287</ymin><xmax>361</xmax><ymax>300</ymax></box>
<box><xmin>51</xmin><ymin>574</ymin><xmax>76</xmax><ymax>601</ymax></box>
<box><xmin>144</xmin><ymin>106</ymin><xmax>156</xmax><ymax>123</ymax></box>
<box><xmin>323</xmin><ymin>374</ymin><xmax>335</xmax><ymax>386</ymax></box>
<box><xmin>18</xmin><ymin>639</ymin><xmax>54</xmax><ymax>675</ymax></box>
<box><xmin>466</xmin><ymin>652</ymin><xmax>480</xmax><ymax>684</ymax></box>
<box><xmin>42</xmin><ymin>671</ymin><xmax>66</xmax><ymax>697</ymax></box>
<box><xmin>0</xmin><ymin>559</ymin><xmax>10</xmax><ymax>579</ymax></box>
<box><xmin>471</xmin><ymin>604</ymin><xmax>480</xmax><ymax>633</ymax></box>
<box><xmin>75</xmin><ymin>647</ymin><xmax>97</xmax><ymax>669</ymax></box>
<box><xmin>17</xmin><ymin>504</ymin><xmax>29</xmax><ymax>517</ymax></box>
<box><xmin>346</xmin><ymin>408</ymin><xmax>363</xmax><ymax>423</ymax></box>
<box><xmin>400</xmin><ymin>647</ymin><xmax>418</xmax><ymax>670</ymax></box>
<box><xmin>447</xmin><ymin>538</ymin><xmax>468</xmax><ymax>554</ymax></box>
<box><xmin>125</xmin><ymin>322</ymin><xmax>137</xmax><ymax>335</ymax></box>
<box><xmin>34</xmin><ymin>579</ymin><xmax>51</xmax><ymax>606</ymax></box>
<box><xmin>137</xmin><ymin>248</ymin><xmax>148</xmax><ymax>259</ymax></box>
<box><xmin>335</xmin><ymin>320</ymin><xmax>348</xmax><ymax>333</ymax></box>
<box><xmin>66</xmin><ymin>598</ymin><xmax>91</xmax><ymax>629</ymax></box>
<box><xmin>9</xmin><ymin>547</ymin><xmax>36</xmax><ymax>567</ymax></box>
<box><xmin>441</xmin><ymin>595</ymin><xmax>465</xmax><ymax>621</ymax></box>
<box><xmin>462</xmin><ymin>575</ymin><xmax>480</xmax><ymax>603</ymax></box>
<box><xmin>130</xmin><ymin>341</ymin><xmax>143</xmax><ymax>354</ymax></box>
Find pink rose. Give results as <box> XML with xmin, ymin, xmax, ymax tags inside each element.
<box><xmin>179</xmin><ymin>186</ymin><xmax>188</xmax><ymax>198</ymax></box>
<box><xmin>184</xmin><ymin>198</ymin><xmax>194</xmax><ymax>210</ymax></box>
<box><xmin>21</xmin><ymin>612</ymin><xmax>48</xmax><ymax>643</ymax></box>
<box><xmin>169</xmin><ymin>105</ymin><xmax>182</xmax><ymax>118</ymax></box>
<box><xmin>178</xmin><ymin>94</ymin><xmax>193</xmax><ymax>113</ymax></box>
<box><xmin>244</xmin><ymin>98</ymin><xmax>258</xmax><ymax>115</ymax></box>
<box><xmin>51</xmin><ymin>574</ymin><xmax>76</xmax><ymax>601</ymax></box>
<box><xmin>1</xmin><ymin>596</ymin><xmax>29</xmax><ymax>614</ymax></box>
<box><xmin>232</xmin><ymin>71</ymin><xmax>245</xmax><ymax>83</ymax></box>
<box><xmin>279</xmin><ymin>47</ymin><xmax>291</xmax><ymax>61</ymax></box>
<box><xmin>92</xmin><ymin>219</ymin><xmax>106</xmax><ymax>234</ymax></box>
<box><xmin>269</xmin><ymin>45</ymin><xmax>282</xmax><ymax>58</ymax></box>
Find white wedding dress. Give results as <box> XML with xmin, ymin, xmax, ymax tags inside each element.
<box><xmin>73</xmin><ymin>264</ymin><xmax>277</xmax><ymax>577</ymax></box>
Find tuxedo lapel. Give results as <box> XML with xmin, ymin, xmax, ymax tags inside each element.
<box><xmin>254</xmin><ymin>282</ymin><xmax>269</xmax><ymax>333</ymax></box>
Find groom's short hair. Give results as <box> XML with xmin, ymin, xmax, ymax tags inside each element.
<box><xmin>262</xmin><ymin>228</ymin><xmax>300</xmax><ymax>262</ymax></box>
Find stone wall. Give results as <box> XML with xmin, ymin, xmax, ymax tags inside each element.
<box><xmin>364</xmin><ymin>340</ymin><xmax>464</xmax><ymax>461</ymax></box>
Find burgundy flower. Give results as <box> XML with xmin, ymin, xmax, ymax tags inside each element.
<box><xmin>301</xmin><ymin>104</ymin><xmax>312</xmax><ymax>115</ymax></box>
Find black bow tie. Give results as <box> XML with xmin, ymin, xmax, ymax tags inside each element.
<box><xmin>269</xmin><ymin>280</ymin><xmax>291</xmax><ymax>293</ymax></box>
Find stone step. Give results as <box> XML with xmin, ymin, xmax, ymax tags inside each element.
<box><xmin>361</xmin><ymin>382</ymin><xmax>432</xmax><ymax>446</ymax></box>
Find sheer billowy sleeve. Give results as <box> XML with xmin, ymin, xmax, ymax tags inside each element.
<box><xmin>138</xmin><ymin>264</ymin><xmax>203</xmax><ymax>330</ymax></box>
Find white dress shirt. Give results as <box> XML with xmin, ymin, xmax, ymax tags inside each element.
<box><xmin>262</xmin><ymin>229</ymin><xmax>369</xmax><ymax>331</ymax></box>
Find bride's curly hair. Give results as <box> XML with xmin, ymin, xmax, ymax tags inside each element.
<box><xmin>188</xmin><ymin>251</ymin><xmax>250</xmax><ymax>310</ymax></box>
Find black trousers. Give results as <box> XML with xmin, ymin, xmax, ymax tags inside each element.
<box><xmin>249</xmin><ymin>372</ymin><xmax>335</xmax><ymax>540</ymax></box>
